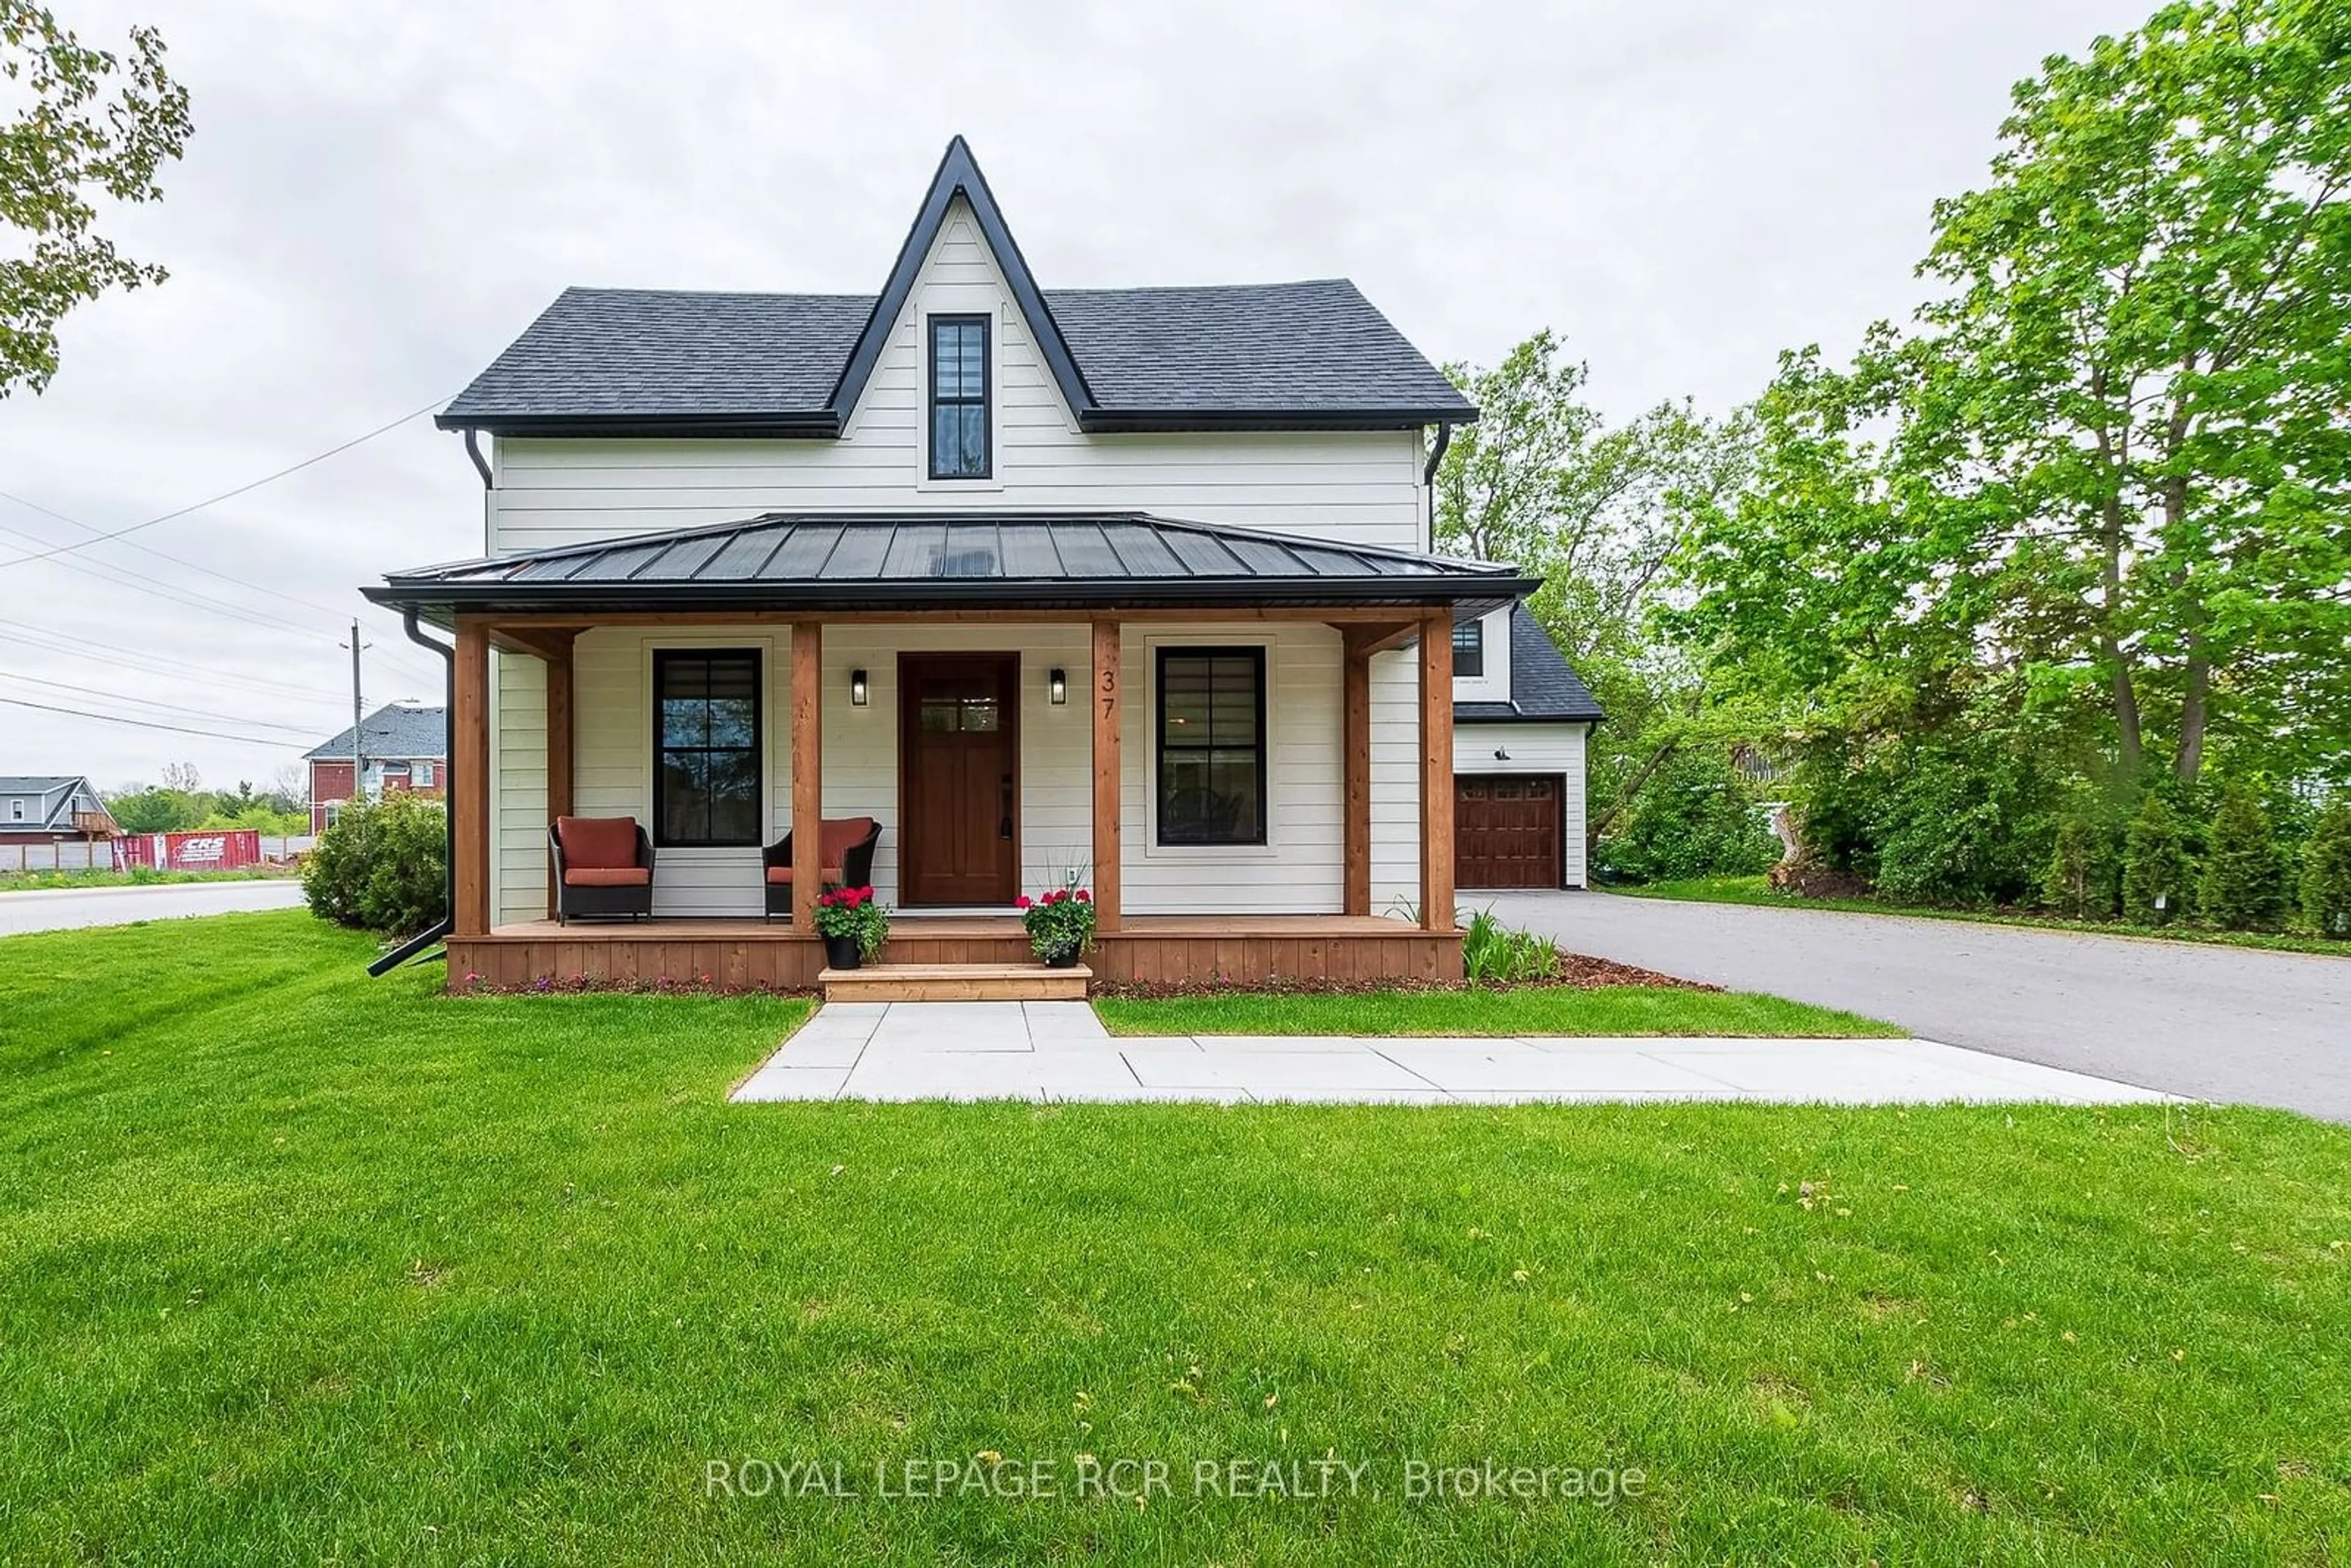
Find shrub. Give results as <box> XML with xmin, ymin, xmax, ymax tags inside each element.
<box><xmin>1596</xmin><ymin>749</ymin><xmax>1781</xmax><ymax>883</ymax></box>
<box><xmin>302</xmin><ymin>793</ymin><xmax>447</xmax><ymax>936</ymax></box>
<box><xmin>2040</xmin><ymin>812</ymin><xmax>2116</xmax><ymax>920</ymax></box>
<box><xmin>1461</xmin><ymin>908</ymin><xmax>1561</xmax><ymax>984</ymax></box>
<box><xmin>2302</xmin><ymin>800</ymin><xmax>2351</xmax><ymax>939</ymax></box>
<box><xmin>2199</xmin><ymin>784</ymin><xmax>2286</xmax><ymax>931</ymax></box>
<box><xmin>2121</xmin><ymin>795</ymin><xmax>2194</xmax><ymax>925</ymax></box>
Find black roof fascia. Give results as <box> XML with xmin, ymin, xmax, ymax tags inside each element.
<box><xmin>1081</xmin><ymin>407</ymin><xmax>1480</xmax><ymax>434</ymax></box>
<box><xmin>433</xmin><ymin>410</ymin><xmax>842</xmax><ymax>437</ymax></box>
<box><xmin>1453</xmin><ymin>708</ymin><xmax>1602</xmax><ymax>726</ymax></box>
<box><xmin>826</xmin><ymin>137</ymin><xmax>1096</xmax><ymax>429</ymax></box>
<box><xmin>363</xmin><ymin>574</ymin><xmax>1537</xmax><ymax>623</ymax></box>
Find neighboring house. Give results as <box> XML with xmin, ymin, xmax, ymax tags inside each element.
<box><xmin>366</xmin><ymin>137</ymin><xmax>1587</xmax><ymax>990</ymax></box>
<box><xmin>302</xmin><ymin>704</ymin><xmax>448</xmax><ymax>833</ymax></box>
<box><xmin>1450</xmin><ymin>604</ymin><xmax>1605</xmax><ymax>890</ymax></box>
<box><xmin>0</xmin><ymin>775</ymin><xmax>118</xmax><ymax>844</ymax></box>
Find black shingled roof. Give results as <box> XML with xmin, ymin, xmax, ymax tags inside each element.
<box><xmin>367</xmin><ymin>512</ymin><xmax>1536</xmax><ymax>624</ymax></box>
<box><xmin>1454</xmin><ymin>603</ymin><xmax>1605</xmax><ymax>724</ymax></box>
<box><xmin>303</xmin><ymin>704</ymin><xmax>449</xmax><ymax>761</ymax></box>
<box><xmin>438</xmin><ymin>140</ymin><xmax>1474</xmax><ymax>437</ymax></box>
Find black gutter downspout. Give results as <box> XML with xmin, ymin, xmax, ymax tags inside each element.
<box><xmin>461</xmin><ymin>428</ymin><xmax>492</xmax><ymax>488</ymax></box>
<box><xmin>367</xmin><ymin>607</ymin><xmax>456</xmax><ymax>977</ymax></box>
<box><xmin>1422</xmin><ymin>421</ymin><xmax>1453</xmax><ymax>486</ymax></box>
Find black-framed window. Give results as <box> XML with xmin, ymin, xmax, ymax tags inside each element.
<box><xmin>654</xmin><ymin>649</ymin><xmax>762</xmax><ymax>847</ymax></box>
<box><xmin>1452</xmin><ymin>617</ymin><xmax>1485</xmax><ymax>677</ymax></box>
<box><xmin>1155</xmin><ymin>647</ymin><xmax>1266</xmax><ymax>846</ymax></box>
<box><xmin>928</xmin><ymin>315</ymin><xmax>990</xmax><ymax>479</ymax></box>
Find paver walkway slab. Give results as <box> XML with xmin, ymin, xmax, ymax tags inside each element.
<box><xmin>731</xmin><ymin>1002</ymin><xmax>2178</xmax><ymax>1106</ymax></box>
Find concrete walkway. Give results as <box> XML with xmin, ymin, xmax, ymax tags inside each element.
<box><xmin>731</xmin><ymin>1001</ymin><xmax>2175</xmax><ymax>1106</ymax></box>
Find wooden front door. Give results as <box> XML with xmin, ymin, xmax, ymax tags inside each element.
<box><xmin>1455</xmin><ymin>774</ymin><xmax>1563</xmax><ymax>889</ymax></box>
<box><xmin>898</xmin><ymin>654</ymin><xmax>1020</xmax><ymax>906</ymax></box>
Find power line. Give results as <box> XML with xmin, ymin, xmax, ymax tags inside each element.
<box><xmin>0</xmin><ymin>394</ymin><xmax>452</xmax><ymax>570</ymax></box>
<box><xmin>6</xmin><ymin>671</ymin><xmax>329</xmax><ymax>737</ymax></box>
<box><xmin>0</xmin><ymin>487</ymin><xmax>375</xmax><ymax>623</ymax></box>
<box><xmin>0</xmin><ymin>516</ymin><xmax>359</xmax><ymax>643</ymax></box>
<box><xmin>1</xmin><ymin>695</ymin><xmax>306</xmax><ymax>748</ymax></box>
<box><xmin>0</xmin><ymin>620</ymin><xmax>354</xmax><ymax>705</ymax></box>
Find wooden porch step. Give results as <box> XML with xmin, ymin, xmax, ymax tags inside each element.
<box><xmin>820</xmin><ymin>962</ymin><xmax>1091</xmax><ymax>1003</ymax></box>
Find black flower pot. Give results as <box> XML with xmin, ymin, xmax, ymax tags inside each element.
<box><xmin>823</xmin><ymin>933</ymin><xmax>861</xmax><ymax>971</ymax></box>
<box><xmin>1041</xmin><ymin>946</ymin><xmax>1081</xmax><ymax>969</ymax></box>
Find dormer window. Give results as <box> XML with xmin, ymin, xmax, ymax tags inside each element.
<box><xmin>1452</xmin><ymin>618</ymin><xmax>1485</xmax><ymax>678</ymax></box>
<box><xmin>928</xmin><ymin>316</ymin><xmax>991</xmax><ymax>479</ymax></box>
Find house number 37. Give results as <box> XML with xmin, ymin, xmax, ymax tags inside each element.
<box><xmin>1100</xmin><ymin>667</ymin><xmax>1117</xmax><ymax>718</ymax></box>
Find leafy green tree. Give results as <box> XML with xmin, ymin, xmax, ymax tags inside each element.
<box><xmin>1593</xmin><ymin>749</ymin><xmax>1780</xmax><ymax>884</ymax></box>
<box><xmin>105</xmin><ymin>784</ymin><xmax>201</xmax><ymax>834</ymax></box>
<box><xmin>1433</xmin><ymin>331</ymin><xmax>1758</xmax><ymax>854</ymax></box>
<box><xmin>2199</xmin><ymin>782</ymin><xmax>2286</xmax><ymax>929</ymax></box>
<box><xmin>2123</xmin><ymin>794</ymin><xmax>2195</xmax><ymax>923</ymax></box>
<box><xmin>2301</xmin><ymin>800</ymin><xmax>2351</xmax><ymax>937</ymax></box>
<box><xmin>1</xmin><ymin>4</ymin><xmax>192</xmax><ymax>395</ymax></box>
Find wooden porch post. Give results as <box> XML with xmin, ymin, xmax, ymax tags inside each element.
<box><xmin>791</xmin><ymin>621</ymin><xmax>823</xmax><ymax>932</ymax></box>
<box><xmin>1342</xmin><ymin>634</ymin><xmax>1373</xmax><ymax>917</ymax></box>
<box><xmin>1417</xmin><ymin>609</ymin><xmax>1455</xmax><ymax>932</ymax></box>
<box><xmin>543</xmin><ymin>632</ymin><xmax>575</xmax><ymax>918</ymax></box>
<box><xmin>452</xmin><ymin>618</ymin><xmax>491</xmax><ymax>937</ymax></box>
<box><xmin>1090</xmin><ymin>618</ymin><xmax>1122</xmax><ymax>931</ymax></box>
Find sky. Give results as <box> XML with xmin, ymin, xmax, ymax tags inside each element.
<box><xmin>0</xmin><ymin>0</ymin><xmax>2151</xmax><ymax>793</ymax></box>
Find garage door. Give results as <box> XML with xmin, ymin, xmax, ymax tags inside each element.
<box><xmin>1456</xmin><ymin>775</ymin><xmax>1561</xmax><ymax>889</ymax></box>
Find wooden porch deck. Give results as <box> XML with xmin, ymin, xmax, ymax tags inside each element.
<box><xmin>450</xmin><ymin>913</ymin><xmax>1461</xmax><ymax>991</ymax></box>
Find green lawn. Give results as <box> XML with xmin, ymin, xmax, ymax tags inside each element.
<box><xmin>1618</xmin><ymin>874</ymin><xmax>2351</xmax><ymax>958</ymax></box>
<box><xmin>1097</xmin><ymin>986</ymin><xmax>1900</xmax><ymax>1038</ymax></box>
<box><xmin>5</xmin><ymin>911</ymin><xmax>2351</xmax><ymax>1563</ymax></box>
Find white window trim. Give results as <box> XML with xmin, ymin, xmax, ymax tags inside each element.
<box><xmin>1139</xmin><ymin>632</ymin><xmax>1282</xmax><ymax>863</ymax></box>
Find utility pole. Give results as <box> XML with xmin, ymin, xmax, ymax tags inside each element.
<box><xmin>346</xmin><ymin>620</ymin><xmax>367</xmax><ymax>814</ymax></box>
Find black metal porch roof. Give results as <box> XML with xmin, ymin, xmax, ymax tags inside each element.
<box><xmin>365</xmin><ymin>511</ymin><xmax>1539</xmax><ymax>623</ymax></box>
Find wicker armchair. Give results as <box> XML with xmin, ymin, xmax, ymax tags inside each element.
<box><xmin>549</xmin><ymin>816</ymin><xmax>654</xmax><ymax>923</ymax></box>
<box><xmin>763</xmin><ymin>816</ymin><xmax>882</xmax><ymax>920</ymax></box>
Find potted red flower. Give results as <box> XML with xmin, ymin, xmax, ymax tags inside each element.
<box><xmin>812</xmin><ymin>885</ymin><xmax>888</xmax><ymax>970</ymax></box>
<box><xmin>1016</xmin><ymin>877</ymin><xmax>1096</xmax><ymax>967</ymax></box>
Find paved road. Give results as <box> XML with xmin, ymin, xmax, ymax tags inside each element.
<box><xmin>1480</xmin><ymin>890</ymin><xmax>2351</xmax><ymax>1120</ymax></box>
<box><xmin>0</xmin><ymin>880</ymin><xmax>307</xmax><ymax>937</ymax></box>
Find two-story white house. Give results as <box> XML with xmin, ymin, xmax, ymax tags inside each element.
<box><xmin>367</xmin><ymin>139</ymin><xmax>1595</xmax><ymax>992</ymax></box>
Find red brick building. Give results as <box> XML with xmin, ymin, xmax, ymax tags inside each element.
<box><xmin>303</xmin><ymin>704</ymin><xmax>447</xmax><ymax>833</ymax></box>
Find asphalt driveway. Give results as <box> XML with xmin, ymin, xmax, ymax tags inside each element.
<box><xmin>1480</xmin><ymin>890</ymin><xmax>2351</xmax><ymax>1120</ymax></box>
<box><xmin>0</xmin><ymin>879</ymin><xmax>307</xmax><ymax>937</ymax></box>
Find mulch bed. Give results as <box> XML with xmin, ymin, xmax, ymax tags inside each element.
<box><xmin>1092</xmin><ymin>949</ymin><xmax>1717</xmax><ymax>1001</ymax></box>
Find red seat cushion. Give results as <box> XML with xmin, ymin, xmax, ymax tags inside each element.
<box><xmin>766</xmin><ymin>865</ymin><xmax>843</xmax><ymax>885</ymax></box>
<box><xmin>557</xmin><ymin>816</ymin><xmax>640</xmax><ymax>869</ymax></box>
<box><xmin>564</xmin><ymin>866</ymin><xmax>651</xmax><ymax>888</ymax></box>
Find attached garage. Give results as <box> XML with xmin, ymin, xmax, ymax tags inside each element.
<box><xmin>1456</xmin><ymin>775</ymin><xmax>1562</xmax><ymax>889</ymax></box>
<box><xmin>1451</xmin><ymin>602</ymin><xmax>1605</xmax><ymax>890</ymax></box>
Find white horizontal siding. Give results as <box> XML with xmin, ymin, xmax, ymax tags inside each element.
<box><xmin>490</xmin><ymin>651</ymin><xmax>547</xmax><ymax>926</ymax></box>
<box><xmin>482</xmin><ymin>620</ymin><xmax>1428</xmax><ymax>923</ymax></box>
<box><xmin>1453</xmin><ymin>722</ymin><xmax>1589</xmax><ymax>888</ymax></box>
<box><xmin>487</xmin><ymin>199</ymin><xmax>1428</xmax><ymax>558</ymax></box>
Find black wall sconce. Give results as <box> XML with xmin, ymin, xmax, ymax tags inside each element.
<box><xmin>1048</xmin><ymin>667</ymin><xmax>1068</xmax><ymax>705</ymax></box>
<box><xmin>850</xmin><ymin>669</ymin><xmax>869</xmax><ymax>707</ymax></box>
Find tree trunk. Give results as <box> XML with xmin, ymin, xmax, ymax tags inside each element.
<box><xmin>1586</xmin><ymin>738</ymin><xmax>1680</xmax><ymax>858</ymax></box>
<box><xmin>2161</xmin><ymin>360</ymin><xmax>2206</xmax><ymax>786</ymax></box>
<box><xmin>2091</xmin><ymin>375</ymin><xmax>2144</xmax><ymax>776</ymax></box>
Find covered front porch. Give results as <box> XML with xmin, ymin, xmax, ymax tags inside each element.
<box><xmin>365</xmin><ymin>511</ymin><xmax>1537</xmax><ymax>993</ymax></box>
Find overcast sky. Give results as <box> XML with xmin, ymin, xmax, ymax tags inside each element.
<box><xmin>0</xmin><ymin>0</ymin><xmax>2149</xmax><ymax>793</ymax></box>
